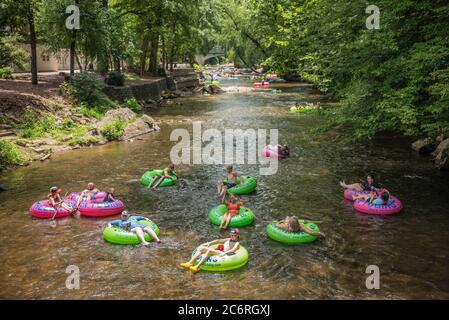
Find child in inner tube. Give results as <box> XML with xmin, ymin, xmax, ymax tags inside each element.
<box><xmin>180</xmin><ymin>228</ymin><xmax>241</xmax><ymax>273</ymax></box>
<box><xmin>276</xmin><ymin>216</ymin><xmax>325</xmax><ymax>238</ymax></box>
<box><xmin>219</xmin><ymin>194</ymin><xmax>244</xmax><ymax>230</ymax></box>
<box><xmin>107</xmin><ymin>211</ymin><xmax>161</xmax><ymax>246</ymax></box>
<box><xmin>352</xmin><ymin>189</ymin><xmax>391</xmax><ymax>205</ymax></box>
<box><xmin>217</xmin><ymin>165</ymin><xmax>243</xmax><ymax>203</ymax></box>
<box><xmin>103</xmin><ymin>188</ymin><xmax>118</xmax><ymax>203</ymax></box>
<box><xmin>148</xmin><ymin>163</ymin><xmax>177</xmax><ymax>190</ymax></box>
<box><xmin>48</xmin><ymin>186</ymin><xmax>76</xmax><ymax>213</ymax></box>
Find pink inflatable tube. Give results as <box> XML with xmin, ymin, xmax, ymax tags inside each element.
<box><xmin>253</xmin><ymin>82</ymin><xmax>270</xmax><ymax>87</ymax></box>
<box><xmin>68</xmin><ymin>192</ymin><xmax>106</xmax><ymax>202</ymax></box>
<box><xmin>343</xmin><ymin>189</ymin><xmax>371</xmax><ymax>201</ymax></box>
<box><xmin>262</xmin><ymin>146</ymin><xmax>288</xmax><ymax>159</ymax></box>
<box><xmin>30</xmin><ymin>199</ymin><xmax>76</xmax><ymax>219</ymax></box>
<box><xmin>78</xmin><ymin>200</ymin><xmax>125</xmax><ymax>217</ymax></box>
<box><xmin>69</xmin><ymin>191</ymin><xmax>124</xmax><ymax>217</ymax></box>
<box><xmin>353</xmin><ymin>196</ymin><xmax>403</xmax><ymax>215</ymax></box>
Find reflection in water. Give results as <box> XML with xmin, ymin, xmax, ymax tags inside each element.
<box><xmin>0</xmin><ymin>80</ymin><xmax>448</xmax><ymax>299</ymax></box>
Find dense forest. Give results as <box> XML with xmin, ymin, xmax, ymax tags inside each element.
<box><xmin>1</xmin><ymin>0</ymin><xmax>448</xmax><ymax>141</ymax></box>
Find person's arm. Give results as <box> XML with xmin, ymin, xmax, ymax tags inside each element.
<box><xmin>108</xmin><ymin>220</ymin><xmax>120</xmax><ymax>227</ymax></box>
<box><xmin>49</xmin><ymin>196</ymin><xmax>57</xmax><ymax>207</ymax></box>
<box><xmin>108</xmin><ymin>194</ymin><xmax>117</xmax><ymax>202</ymax></box>
<box><xmin>205</xmin><ymin>239</ymin><xmax>225</xmax><ymax>246</ymax></box>
<box><xmin>236</xmin><ymin>172</ymin><xmax>243</xmax><ymax>184</ymax></box>
<box><xmin>300</xmin><ymin>225</ymin><xmax>325</xmax><ymax>238</ymax></box>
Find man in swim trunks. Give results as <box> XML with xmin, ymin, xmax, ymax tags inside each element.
<box><xmin>180</xmin><ymin>228</ymin><xmax>241</xmax><ymax>273</ymax></box>
<box><xmin>76</xmin><ymin>182</ymin><xmax>100</xmax><ymax>207</ymax></box>
<box><xmin>148</xmin><ymin>163</ymin><xmax>177</xmax><ymax>190</ymax></box>
<box><xmin>107</xmin><ymin>211</ymin><xmax>161</xmax><ymax>246</ymax></box>
<box><xmin>217</xmin><ymin>165</ymin><xmax>243</xmax><ymax>202</ymax></box>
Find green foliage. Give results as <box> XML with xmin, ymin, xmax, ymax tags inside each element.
<box><xmin>105</xmin><ymin>72</ymin><xmax>125</xmax><ymax>86</ymax></box>
<box><xmin>0</xmin><ymin>67</ymin><xmax>15</xmax><ymax>79</ymax></box>
<box><xmin>100</xmin><ymin>119</ymin><xmax>126</xmax><ymax>141</ymax></box>
<box><xmin>66</xmin><ymin>126</ymin><xmax>100</xmax><ymax>146</ymax></box>
<box><xmin>123</xmin><ymin>98</ymin><xmax>142</xmax><ymax>113</ymax></box>
<box><xmin>0</xmin><ymin>35</ymin><xmax>29</xmax><ymax>70</ymax></box>
<box><xmin>20</xmin><ymin>110</ymin><xmax>59</xmax><ymax>138</ymax></box>
<box><xmin>246</xmin><ymin>0</ymin><xmax>449</xmax><ymax>139</ymax></box>
<box><xmin>67</xmin><ymin>72</ymin><xmax>116</xmax><ymax>110</ymax></box>
<box><xmin>0</xmin><ymin>140</ymin><xmax>24</xmax><ymax>167</ymax></box>
<box><xmin>71</xmin><ymin>104</ymin><xmax>106</xmax><ymax>120</ymax></box>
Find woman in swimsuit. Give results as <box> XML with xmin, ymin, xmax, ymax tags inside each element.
<box><xmin>217</xmin><ymin>165</ymin><xmax>243</xmax><ymax>202</ymax></box>
<box><xmin>219</xmin><ymin>194</ymin><xmax>243</xmax><ymax>230</ymax></box>
<box><xmin>148</xmin><ymin>163</ymin><xmax>177</xmax><ymax>190</ymax></box>
<box><xmin>339</xmin><ymin>174</ymin><xmax>382</xmax><ymax>192</ymax></box>
<box><xmin>180</xmin><ymin>228</ymin><xmax>241</xmax><ymax>273</ymax></box>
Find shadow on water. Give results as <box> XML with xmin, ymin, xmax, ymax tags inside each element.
<box><xmin>0</xmin><ymin>79</ymin><xmax>448</xmax><ymax>299</ymax></box>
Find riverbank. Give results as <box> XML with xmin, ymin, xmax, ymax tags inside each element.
<box><xmin>0</xmin><ymin>71</ymin><xmax>198</xmax><ymax>171</ymax></box>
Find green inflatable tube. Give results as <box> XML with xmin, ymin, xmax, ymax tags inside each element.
<box><xmin>225</xmin><ymin>176</ymin><xmax>257</xmax><ymax>195</ymax></box>
<box><xmin>266</xmin><ymin>220</ymin><xmax>320</xmax><ymax>244</ymax></box>
<box><xmin>140</xmin><ymin>169</ymin><xmax>177</xmax><ymax>187</ymax></box>
<box><xmin>290</xmin><ymin>107</ymin><xmax>315</xmax><ymax>113</ymax></box>
<box><xmin>191</xmin><ymin>244</ymin><xmax>249</xmax><ymax>272</ymax></box>
<box><xmin>208</xmin><ymin>204</ymin><xmax>255</xmax><ymax>227</ymax></box>
<box><xmin>103</xmin><ymin>219</ymin><xmax>160</xmax><ymax>245</ymax></box>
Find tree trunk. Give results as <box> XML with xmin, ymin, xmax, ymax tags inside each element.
<box><xmin>70</xmin><ymin>31</ymin><xmax>76</xmax><ymax>76</ymax></box>
<box><xmin>75</xmin><ymin>53</ymin><xmax>83</xmax><ymax>72</ymax></box>
<box><xmin>139</xmin><ymin>34</ymin><xmax>150</xmax><ymax>76</ymax></box>
<box><xmin>148</xmin><ymin>31</ymin><xmax>159</xmax><ymax>75</ymax></box>
<box><xmin>114</xmin><ymin>57</ymin><xmax>121</xmax><ymax>72</ymax></box>
<box><xmin>28</xmin><ymin>4</ymin><xmax>38</xmax><ymax>85</ymax></box>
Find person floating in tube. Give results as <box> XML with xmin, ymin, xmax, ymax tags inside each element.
<box><xmin>76</xmin><ymin>182</ymin><xmax>100</xmax><ymax>208</ymax></box>
<box><xmin>180</xmin><ymin>228</ymin><xmax>241</xmax><ymax>273</ymax></box>
<box><xmin>107</xmin><ymin>211</ymin><xmax>161</xmax><ymax>246</ymax></box>
<box><xmin>339</xmin><ymin>174</ymin><xmax>383</xmax><ymax>193</ymax></box>
<box><xmin>220</xmin><ymin>194</ymin><xmax>244</xmax><ymax>230</ymax></box>
<box><xmin>217</xmin><ymin>165</ymin><xmax>243</xmax><ymax>203</ymax></box>
<box><xmin>147</xmin><ymin>163</ymin><xmax>177</xmax><ymax>190</ymax></box>
<box><xmin>267</xmin><ymin>144</ymin><xmax>289</xmax><ymax>156</ymax></box>
<box><xmin>276</xmin><ymin>216</ymin><xmax>325</xmax><ymax>238</ymax></box>
<box><xmin>48</xmin><ymin>186</ymin><xmax>76</xmax><ymax>213</ymax></box>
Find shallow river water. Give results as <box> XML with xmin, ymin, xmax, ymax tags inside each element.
<box><xmin>1</xmin><ymin>80</ymin><xmax>448</xmax><ymax>299</ymax></box>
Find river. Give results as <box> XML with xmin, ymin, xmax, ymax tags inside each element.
<box><xmin>1</xmin><ymin>80</ymin><xmax>448</xmax><ymax>299</ymax></box>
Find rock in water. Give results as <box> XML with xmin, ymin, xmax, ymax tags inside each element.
<box><xmin>121</xmin><ymin>115</ymin><xmax>160</xmax><ymax>141</ymax></box>
<box><xmin>432</xmin><ymin>138</ymin><xmax>449</xmax><ymax>171</ymax></box>
<box><xmin>411</xmin><ymin>138</ymin><xmax>435</xmax><ymax>154</ymax></box>
<box><xmin>0</xmin><ymin>185</ymin><xmax>7</xmax><ymax>192</ymax></box>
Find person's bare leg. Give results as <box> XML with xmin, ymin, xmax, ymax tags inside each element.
<box><xmin>219</xmin><ymin>215</ymin><xmax>226</xmax><ymax>229</ymax></box>
<box><xmin>224</xmin><ymin>214</ymin><xmax>232</xmax><ymax>229</ymax></box>
<box><xmin>153</xmin><ymin>177</ymin><xmax>166</xmax><ymax>189</ymax></box>
<box><xmin>134</xmin><ymin>228</ymin><xmax>150</xmax><ymax>246</ymax></box>
<box><xmin>217</xmin><ymin>181</ymin><xmax>223</xmax><ymax>194</ymax></box>
<box><xmin>144</xmin><ymin>226</ymin><xmax>161</xmax><ymax>243</ymax></box>
<box><xmin>340</xmin><ymin>181</ymin><xmax>363</xmax><ymax>190</ymax></box>
<box><xmin>221</xmin><ymin>187</ymin><xmax>228</xmax><ymax>203</ymax></box>
<box><xmin>181</xmin><ymin>247</ymin><xmax>205</xmax><ymax>268</ymax></box>
<box><xmin>190</xmin><ymin>249</ymin><xmax>212</xmax><ymax>273</ymax></box>
<box><xmin>148</xmin><ymin>176</ymin><xmax>159</xmax><ymax>189</ymax></box>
